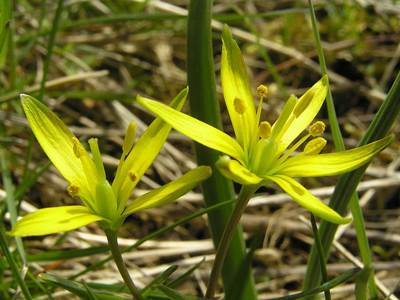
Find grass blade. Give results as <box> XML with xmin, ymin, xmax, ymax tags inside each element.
<box><xmin>38</xmin><ymin>0</ymin><xmax>65</xmax><ymax>100</ymax></box>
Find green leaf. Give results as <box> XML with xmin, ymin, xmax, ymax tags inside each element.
<box><xmin>265</xmin><ymin>175</ymin><xmax>350</xmax><ymax>224</ymax></box>
<box><xmin>113</xmin><ymin>88</ymin><xmax>187</xmax><ymax>209</ymax></box>
<box><xmin>124</xmin><ymin>166</ymin><xmax>211</xmax><ymax>216</ymax></box>
<box><xmin>10</xmin><ymin>206</ymin><xmax>103</xmax><ymax>237</ymax></box>
<box><xmin>277</xmin><ymin>135</ymin><xmax>393</xmax><ymax>177</ymax></box>
<box><xmin>137</xmin><ymin>96</ymin><xmax>245</xmax><ymax>163</ymax></box>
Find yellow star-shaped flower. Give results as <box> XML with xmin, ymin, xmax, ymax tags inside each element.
<box><xmin>138</xmin><ymin>26</ymin><xmax>392</xmax><ymax>224</ymax></box>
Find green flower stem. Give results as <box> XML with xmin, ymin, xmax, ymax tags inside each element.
<box><xmin>187</xmin><ymin>1</ymin><xmax>257</xmax><ymax>299</ymax></box>
<box><xmin>104</xmin><ymin>229</ymin><xmax>143</xmax><ymax>300</ymax></box>
<box><xmin>205</xmin><ymin>185</ymin><xmax>258</xmax><ymax>299</ymax></box>
<box><xmin>310</xmin><ymin>214</ymin><xmax>331</xmax><ymax>300</ymax></box>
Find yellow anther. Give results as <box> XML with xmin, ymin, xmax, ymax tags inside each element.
<box><xmin>128</xmin><ymin>171</ymin><xmax>137</xmax><ymax>182</ymax></box>
<box><xmin>72</xmin><ymin>137</ymin><xmax>83</xmax><ymax>158</ymax></box>
<box><xmin>256</xmin><ymin>84</ymin><xmax>268</xmax><ymax>98</ymax></box>
<box><xmin>304</xmin><ymin>137</ymin><xmax>327</xmax><ymax>155</ymax></box>
<box><xmin>309</xmin><ymin>121</ymin><xmax>326</xmax><ymax>137</ymax></box>
<box><xmin>122</xmin><ymin>122</ymin><xmax>137</xmax><ymax>156</ymax></box>
<box><xmin>259</xmin><ymin>121</ymin><xmax>272</xmax><ymax>139</ymax></box>
<box><xmin>67</xmin><ymin>184</ymin><xmax>79</xmax><ymax>197</ymax></box>
<box><xmin>233</xmin><ymin>97</ymin><xmax>246</xmax><ymax>114</ymax></box>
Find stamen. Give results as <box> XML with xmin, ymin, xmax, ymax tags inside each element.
<box><xmin>276</xmin><ymin>133</ymin><xmax>311</xmax><ymax>164</ymax></box>
<box><xmin>259</xmin><ymin>121</ymin><xmax>272</xmax><ymax>139</ymax></box>
<box><xmin>72</xmin><ymin>137</ymin><xmax>83</xmax><ymax>158</ymax></box>
<box><xmin>304</xmin><ymin>137</ymin><xmax>327</xmax><ymax>155</ymax></box>
<box><xmin>256</xmin><ymin>84</ymin><xmax>268</xmax><ymax>98</ymax></box>
<box><xmin>122</xmin><ymin>121</ymin><xmax>137</xmax><ymax>157</ymax></box>
<box><xmin>309</xmin><ymin>121</ymin><xmax>325</xmax><ymax>137</ymax></box>
<box><xmin>128</xmin><ymin>171</ymin><xmax>137</xmax><ymax>182</ymax></box>
<box><xmin>233</xmin><ymin>97</ymin><xmax>246</xmax><ymax>114</ymax></box>
<box><xmin>67</xmin><ymin>184</ymin><xmax>79</xmax><ymax>197</ymax></box>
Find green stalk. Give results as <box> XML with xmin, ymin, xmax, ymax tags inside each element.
<box><xmin>205</xmin><ymin>185</ymin><xmax>258</xmax><ymax>299</ymax></box>
<box><xmin>187</xmin><ymin>1</ymin><xmax>257</xmax><ymax>299</ymax></box>
<box><xmin>104</xmin><ymin>229</ymin><xmax>143</xmax><ymax>300</ymax></box>
<box><xmin>304</xmin><ymin>1</ymin><xmax>389</xmax><ymax>298</ymax></box>
<box><xmin>38</xmin><ymin>0</ymin><xmax>64</xmax><ymax>100</ymax></box>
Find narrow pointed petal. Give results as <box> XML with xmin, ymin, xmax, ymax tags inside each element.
<box><xmin>221</xmin><ymin>25</ymin><xmax>257</xmax><ymax>148</ymax></box>
<box><xmin>278</xmin><ymin>77</ymin><xmax>328</xmax><ymax>151</ymax></box>
<box><xmin>114</xmin><ymin>88</ymin><xmax>189</xmax><ymax>206</ymax></box>
<box><xmin>21</xmin><ymin>94</ymin><xmax>97</xmax><ymax>200</ymax></box>
<box><xmin>124</xmin><ymin>166</ymin><xmax>212</xmax><ymax>216</ymax></box>
<box><xmin>276</xmin><ymin>135</ymin><xmax>393</xmax><ymax>177</ymax></box>
<box><xmin>137</xmin><ymin>96</ymin><xmax>245</xmax><ymax>163</ymax></box>
<box><xmin>265</xmin><ymin>175</ymin><xmax>350</xmax><ymax>224</ymax></box>
<box><xmin>10</xmin><ymin>206</ymin><xmax>103</xmax><ymax>237</ymax></box>
<box><xmin>216</xmin><ymin>156</ymin><xmax>263</xmax><ymax>185</ymax></box>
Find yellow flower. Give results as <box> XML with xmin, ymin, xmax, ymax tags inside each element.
<box><xmin>137</xmin><ymin>26</ymin><xmax>392</xmax><ymax>224</ymax></box>
<box><xmin>11</xmin><ymin>89</ymin><xmax>211</xmax><ymax>237</ymax></box>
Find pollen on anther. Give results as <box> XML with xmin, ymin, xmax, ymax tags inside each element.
<box><xmin>256</xmin><ymin>84</ymin><xmax>268</xmax><ymax>98</ymax></box>
<box><xmin>128</xmin><ymin>171</ymin><xmax>137</xmax><ymax>182</ymax></box>
<box><xmin>67</xmin><ymin>184</ymin><xmax>79</xmax><ymax>197</ymax></box>
<box><xmin>233</xmin><ymin>97</ymin><xmax>246</xmax><ymax>114</ymax></box>
<box><xmin>304</xmin><ymin>137</ymin><xmax>327</xmax><ymax>155</ymax></box>
<box><xmin>309</xmin><ymin>121</ymin><xmax>326</xmax><ymax>137</ymax></box>
<box><xmin>259</xmin><ymin>121</ymin><xmax>272</xmax><ymax>139</ymax></box>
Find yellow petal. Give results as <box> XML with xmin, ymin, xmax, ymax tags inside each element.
<box><xmin>10</xmin><ymin>206</ymin><xmax>103</xmax><ymax>237</ymax></box>
<box><xmin>275</xmin><ymin>135</ymin><xmax>393</xmax><ymax>177</ymax></box>
<box><xmin>137</xmin><ymin>96</ymin><xmax>245</xmax><ymax>163</ymax></box>
<box><xmin>277</xmin><ymin>77</ymin><xmax>328</xmax><ymax>151</ymax></box>
<box><xmin>124</xmin><ymin>166</ymin><xmax>212</xmax><ymax>216</ymax></box>
<box><xmin>216</xmin><ymin>156</ymin><xmax>263</xmax><ymax>185</ymax></box>
<box><xmin>20</xmin><ymin>94</ymin><xmax>97</xmax><ymax>201</ymax></box>
<box><xmin>265</xmin><ymin>175</ymin><xmax>350</xmax><ymax>224</ymax></box>
<box><xmin>114</xmin><ymin>88</ymin><xmax>188</xmax><ymax>207</ymax></box>
<box><xmin>221</xmin><ymin>25</ymin><xmax>257</xmax><ymax>149</ymax></box>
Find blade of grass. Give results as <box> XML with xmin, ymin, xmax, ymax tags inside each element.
<box><xmin>69</xmin><ymin>199</ymin><xmax>235</xmax><ymax>279</ymax></box>
<box><xmin>303</xmin><ymin>2</ymin><xmax>400</xmax><ymax>293</ymax></box>
<box><xmin>303</xmin><ymin>1</ymin><xmax>387</xmax><ymax>299</ymax></box>
<box><xmin>310</xmin><ymin>214</ymin><xmax>331</xmax><ymax>300</ymax></box>
<box><xmin>38</xmin><ymin>0</ymin><xmax>65</xmax><ymax>100</ymax></box>
<box><xmin>270</xmin><ymin>268</ymin><xmax>361</xmax><ymax>300</ymax></box>
<box><xmin>0</xmin><ymin>126</ymin><xmax>27</xmax><ymax>266</ymax></box>
<box><xmin>187</xmin><ymin>1</ymin><xmax>257</xmax><ymax>299</ymax></box>
<box><xmin>39</xmin><ymin>273</ymin><xmax>128</xmax><ymax>300</ymax></box>
<box><xmin>0</xmin><ymin>225</ymin><xmax>32</xmax><ymax>300</ymax></box>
